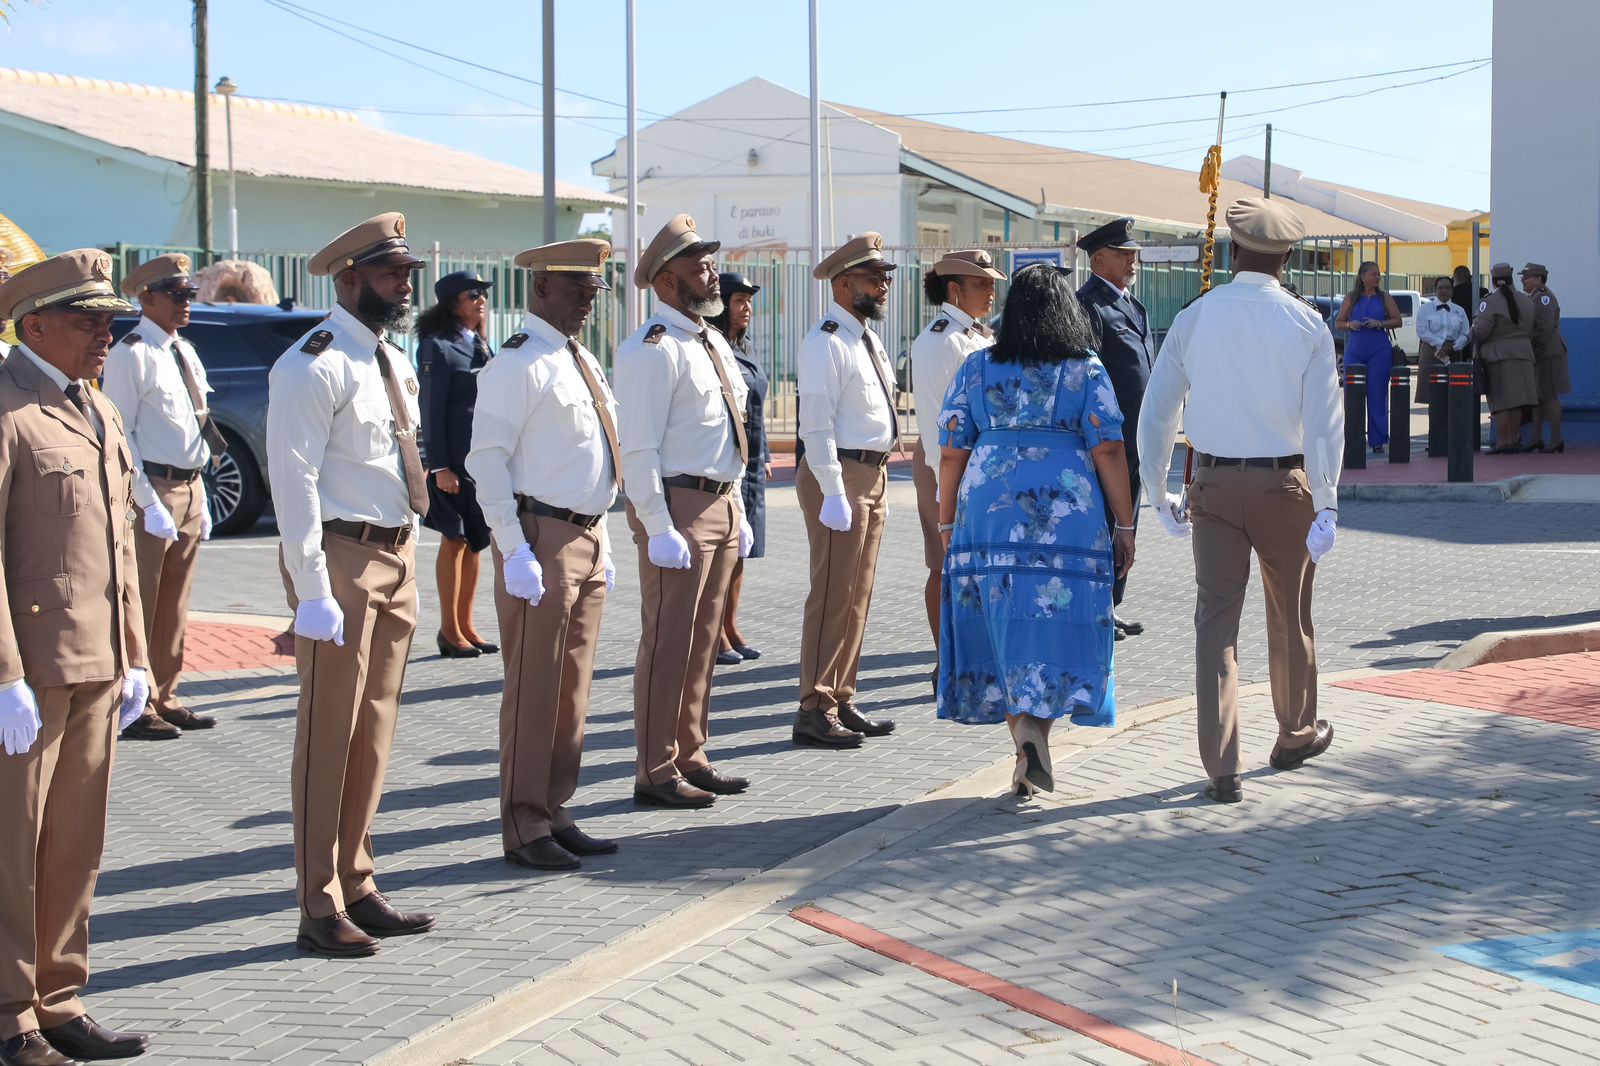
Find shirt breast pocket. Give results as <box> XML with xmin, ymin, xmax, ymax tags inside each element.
<box><xmin>32</xmin><ymin>444</ymin><xmax>98</xmax><ymax>518</ymax></box>
<box><xmin>551</xmin><ymin>377</ymin><xmax>596</xmax><ymax>435</ymax></box>
<box><xmin>350</xmin><ymin>398</ymin><xmax>395</xmax><ymax>460</ymax></box>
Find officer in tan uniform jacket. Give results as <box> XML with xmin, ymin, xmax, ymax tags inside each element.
<box><xmin>1520</xmin><ymin>262</ymin><xmax>1570</xmax><ymax>452</ymax></box>
<box><xmin>0</xmin><ymin>250</ymin><xmax>155</xmax><ymax>1065</ymax></box>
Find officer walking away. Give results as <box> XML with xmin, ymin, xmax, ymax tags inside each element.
<box><xmin>102</xmin><ymin>253</ymin><xmax>225</xmax><ymax>741</ymax></box>
<box><xmin>909</xmin><ymin>250</ymin><xmax>1002</xmax><ymax>670</ymax></box>
<box><xmin>466</xmin><ymin>239</ymin><xmax>622</xmax><ymax>872</ymax></box>
<box><xmin>1138</xmin><ymin>198</ymin><xmax>1342</xmax><ymax>805</ymax></box>
<box><xmin>1520</xmin><ymin>262</ymin><xmax>1570</xmax><ymax>453</ymax></box>
<box><xmin>1076</xmin><ymin>219</ymin><xmax>1156</xmax><ymax>641</ymax></box>
<box><xmin>267</xmin><ymin>214</ymin><xmax>436</xmax><ymax>957</ymax></box>
<box><xmin>615</xmin><ymin>215</ymin><xmax>754</xmax><ymax>809</ymax></box>
<box><xmin>793</xmin><ymin>233</ymin><xmax>899</xmax><ymax>748</ymax></box>
<box><xmin>0</xmin><ymin>250</ymin><xmax>154</xmax><ymax>1065</ymax></box>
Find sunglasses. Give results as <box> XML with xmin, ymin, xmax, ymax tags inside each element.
<box><xmin>156</xmin><ymin>288</ymin><xmax>199</xmax><ymax>303</ymax></box>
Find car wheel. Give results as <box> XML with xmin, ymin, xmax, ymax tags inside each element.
<box><xmin>203</xmin><ymin>429</ymin><xmax>266</xmax><ymax>536</ymax></box>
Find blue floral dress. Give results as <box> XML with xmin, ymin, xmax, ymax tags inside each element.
<box><xmin>937</xmin><ymin>352</ymin><xmax>1123</xmax><ymax>727</ymax></box>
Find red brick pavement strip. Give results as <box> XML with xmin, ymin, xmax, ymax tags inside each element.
<box><xmin>765</xmin><ymin>448</ymin><xmax>918</xmax><ymax>485</ymax></box>
<box><xmin>1339</xmin><ymin>441</ymin><xmax>1600</xmax><ymax>485</ymax></box>
<box><xmin>790</xmin><ymin>905</ymin><xmax>1219</xmax><ymax>1066</ymax></box>
<box><xmin>182</xmin><ymin>620</ymin><xmax>294</xmax><ymax>673</ymax></box>
<box><xmin>1335</xmin><ymin>651</ymin><xmax>1600</xmax><ymax>729</ymax></box>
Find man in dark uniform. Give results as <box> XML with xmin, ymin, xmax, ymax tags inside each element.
<box><xmin>1076</xmin><ymin>218</ymin><xmax>1155</xmax><ymax>639</ymax></box>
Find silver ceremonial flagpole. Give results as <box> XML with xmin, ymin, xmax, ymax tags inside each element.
<box><xmin>625</xmin><ymin>0</ymin><xmax>640</xmax><ymax>332</ymax></box>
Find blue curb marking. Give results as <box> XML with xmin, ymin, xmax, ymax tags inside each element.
<box><xmin>1439</xmin><ymin>930</ymin><xmax>1600</xmax><ymax>1005</ymax></box>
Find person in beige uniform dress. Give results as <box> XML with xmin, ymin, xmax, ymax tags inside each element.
<box><xmin>1471</xmin><ymin>263</ymin><xmax>1540</xmax><ymax>454</ymax></box>
<box><xmin>1520</xmin><ymin>262</ymin><xmax>1570</xmax><ymax>452</ymax></box>
<box><xmin>0</xmin><ymin>250</ymin><xmax>155</xmax><ymax>1065</ymax></box>
<box><xmin>101</xmin><ymin>253</ymin><xmax>226</xmax><ymax>741</ymax></box>
<box><xmin>267</xmin><ymin>214</ymin><xmax>437</xmax><ymax>958</ymax></box>
<box><xmin>466</xmin><ymin>239</ymin><xmax>623</xmax><ymax>872</ymax></box>
<box><xmin>615</xmin><ymin>215</ymin><xmax>754</xmax><ymax>810</ymax></box>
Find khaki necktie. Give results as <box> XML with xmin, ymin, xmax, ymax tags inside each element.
<box><xmin>64</xmin><ymin>382</ymin><xmax>104</xmax><ymax>447</ymax></box>
<box><xmin>169</xmin><ymin>340</ymin><xmax>230</xmax><ymax>454</ymax></box>
<box><xmin>374</xmin><ymin>345</ymin><xmax>430</xmax><ymax>518</ymax></box>
<box><xmin>862</xmin><ymin>330</ymin><xmax>901</xmax><ymax>446</ymax></box>
<box><xmin>698</xmin><ymin>331</ymin><xmax>749</xmax><ymax>468</ymax></box>
<box><xmin>566</xmin><ymin>340</ymin><xmax>623</xmax><ymax>492</ymax></box>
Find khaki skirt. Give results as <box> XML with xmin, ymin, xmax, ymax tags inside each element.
<box><xmin>1536</xmin><ymin>351</ymin><xmax>1572</xmax><ymax>401</ymax></box>
<box><xmin>1484</xmin><ymin>357</ymin><xmax>1539</xmax><ymax>414</ymax></box>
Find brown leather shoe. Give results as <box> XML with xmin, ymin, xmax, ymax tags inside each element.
<box><xmin>158</xmin><ymin>705</ymin><xmax>217</xmax><ymax>730</ymax></box>
<box><xmin>296</xmin><ymin>912</ymin><xmax>379</xmax><ymax>957</ymax></box>
<box><xmin>683</xmin><ymin>767</ymin><xmax>749</xmax><ymax>795</ymax></box>
<box><xmin>553</xmin><ymin>825</ymin><xmax>619</xmax><ymax>856</ymax></box>
<box><xmin>40</xmin><ymin>1015</ymin><xmax>148</xmax><ymax>1060</ymax></box>
<box><xmin>1270</xmin><ymin>720</ymin><xmax>1335</xmax><ymax>771</ymax></box>
<box><xmin>1205</xmin><ymin>776</ymin><xmax>1243</xmax><ymax>803</ymax></box>
<box><xmin>837</xmin><ymin>702</ymin><xmax>894</xmax><ymax>737</ymax></box>
<box><xmin>0</xmin><ymin>1031</ymin><xmax>76</xmax><ymax>1066</ymax></box>
<box><xmin>120</xmin><ymin>714</ymin><xmax>180</xmax><ymax>741</ymax></box>
<box><xmin>505</xmin><ymin>836</ymin><xmax>581</xmax><ymax>870</ymax></box>
<box><xmin>792</xmin><ymin>707</ymin><xmax>863</xmax><ymax>749</ymax></box>
<box><xmin>347</xmin><ymin>891</ymin><xmax>436</xmax><ymax>937</ymax></box>
<box><xmin>633</xmin><ymin>778</ymin><xmax>716</xmax><ymax>809</ymax></box>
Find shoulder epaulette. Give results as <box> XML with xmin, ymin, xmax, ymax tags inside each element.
<box><xmin>821</xmin><ymin>320</ymin><xmax>839</xmax><ymax>334</ymax></box>
<box><xmin>119</xmin><ymin>332</ymin><xmax>139</xmax><ymax>346</ymax></box>
<box><xmin>300</xmin><ymin>329</ymin><xmax>334</xmax><ymax>355</ymax></box>
<box><xmin>1179</xmin><ymin>288</ymin><xmax>1212</xmax><ymax>312</ymax></box>
<box><xmin>929</xmin><ymin>318</ymin><xmax>949</xmax><ymax>334</ymax></box>
<box><xmin>501</xmin><ymin>332</ymin><xmax>529</xmax><ymax>350</ymax></box>
<box><xmin>643</xmin><ymin>323</ymin><xmax>667</xmax><ymax>345</ymax></box>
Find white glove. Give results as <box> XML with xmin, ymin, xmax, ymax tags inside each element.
<box><xmin>504</xmin><ymin>543</ymin><xmax>546</xmax><ymax>604</ymax></box>
<box><xmin>603</xmin><ymin>553</ymin><xmax>616</xmax><ymax>592</ymax></box>
<box><xmin>738</xmin><ymin>518</ymin><xmax>754</xmax><ymax>558</ymax></box>
<box><xmin>294</xmin><ymin>596</ymin><xmax>345</xmax><ymax>646</ymax></box>
<box><xmin>819</xmin><ymin>493</ymin><xmax>853</xmax><ymax>533</ymax></box>
<box><xmin>118</xmin><ymin>669</ymin><xmax>149</xmax><ymax>731</ymax></box>
<box><xmin>198</xmin><ymin>490</ymin><xmax>213</xmax><ymax>541</ymax></box>
<box><xmin>142</xmin><ymin>501</ymin><xmax>179</xmax><ymax>541</ymax></box>
<box><xmin>1307</xmin><ymin>508</ymin><xmax>1338</xmax><ymax>565</ymax></box>
<box><xmin>0</xmin><ymin>683</ymin><xmax>41</xmax><ymax>756</ymax></box>
<box><xmin>647</xmin><ymin>529</ymin><xmax>693</xmax><ymax>570</ymax></box>
<box><xmin>1154</xmin><ymin>493</ymin><xmax>1191</xmax><ymax>538</ymax></box>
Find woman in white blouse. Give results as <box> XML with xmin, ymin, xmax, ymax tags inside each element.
<box><xmin>1415</xmin><ymin>276</ymin><xmax>1471</xmax><ymax>404</ymax></box>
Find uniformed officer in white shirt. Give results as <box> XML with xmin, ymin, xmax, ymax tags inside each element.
<box><xmin>908</xmin><ymin>250</ymin><xmax>1002</xmax><ymax>658</ymax></box>
<box><xmin>267</xmin><ymin>213</ymin><xmax>437</xmax><ymax>957</ymax></box>
<box><xmin>615</xmin><ymin>214</ymin><xmax>754</xmax><ymax>810</ymax></box>
<box><xmin>101</xmin><ymin>253</ymin><xmax>224</xmax><ymax>742</ymax></box>
<box><xmin>1138</xmin><ymin>197</ymin><xmax>1343</xmax><ymax>805</ymax></box>
<box><xmin>793</xmin><ymin>232</ymin><xmax>901</xmax><ymax>748</ymax></box>
<box><xmin>466</xmin><ymin>238</ymin><xmax>623</xmax><ymax>872</ymax></box>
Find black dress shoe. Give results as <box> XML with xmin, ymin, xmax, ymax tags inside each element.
<box><xmin>732</xmin><ymin>644</ymin><xmax>762</xmax><ymax>661</ymax></box>
<box><xmin>346</xmin><ymin>891</ymin><xmax>436</xmax><ymax>936</ymax></box>
<box><xmin>0</xmin><ymin>1031</ymin><xmax>77</xmax><ymax>1066</ymax></box>
<box><xmin>40</xmin><ymin>1016</ymin><xmax>147</xmax><ymax>1060</ymax></box>
<box><xmin>553</xmin><ymin>825</ymin><xmax>619</xmax><ymax>855</ymax></box>
<box><xmin>792</xmin><ymin>707</ymin><xmax>863</xmax><ymax>749</ymax></box>
<box><xmin>683</xmin><ymin>767</ymin><xmax>750</xmax><ymax>795</ymax></box>
<box><xmin>1205</xmin><ymin>776</ymin><xmax>1243</xmax><ymax>803</ymax></box>
<box><xmin>505</xmin><ymin>836</ymin><xmax>581</xmax><ymax>870</ymax></box>
<box><xmin>1270</xmin><ymin>720</ymin><xmax>1335</xmax><ymax>771</ymax></box>
<box><xmin>837</xmin><ymin>702</ymin><xmax>894</xmax><ymax>737</ymax></box>
<box><xmin>1113</xmin><ymin>627</ymin><xmax>1127</xmax><ymax>642</ymax></box>
<box><xmin>295</xmin><ymin>912</ymin><xmax>379</xmax><ymax>957</ymax></box>
<box><xmin>119</xmin><ymin>714</ymin><xmax>180</xmax><ymax>741</ymax></box>
<box><xmin>633</xmin><ymin>778</ymin><xmax>716</xmax><ymax>808</ymax></box>
<box><xmin>158</xmin><ymin>706</ymin><xmax>216</xmax><ymax>730</ymax></box>
<box><xmin>470</xmin><ymin>640</ymin><xmax>499</xmax><ymax>655</ymax></box>
<box><xmin>1113</xmin><ymin>614</ymin><xmax>1144</xmax><ymax>636</ymax></box>
<box><xmin>436</xmin><ymin>633</ymin><xmax>482</xmax><ymax>658</ymax></box>
<box><xmin>715</xmin><ymin>648</ymin><xmax>744</xmax><ymax>666</ymax></box>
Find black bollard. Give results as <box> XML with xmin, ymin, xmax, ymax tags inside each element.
<box><xmin>1427</xmin><ymin>364</ymin><xmax>1449</xmax><ymax>457</ymax></box>
<box><xmin>1447</xmin><ymin>361</ymin><xmax>1475</xmax><ymax>483</ymax></box>
<box><xmin>1344</xmin><ymin>364</ymin><xmax>1367</xmax><ymax>470</ymax></box>
<box><xmin>1389</xmin><ymin>363</ymin><xmax>1410</xmax><ymax>464</ymax></box>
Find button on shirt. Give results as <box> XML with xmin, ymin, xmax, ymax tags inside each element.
<box><xmin>267</xmin><ymin>304</ymin><xmax>421</xmax><ymax>600</ymax></box>
<box><xmin>100</xmin><ymin>316</ymin><xmax>212</xmax><ymax>508</ymax></box>
<box><xmin>466</xmin><ymin>311</ymin><xmax>618</xmax><ymax>555</ymax></box>
<box><xmin>909</xmin><ymin>302</ymin><xmax>989</xmax><ymax>490</ymax></box>
<box><xmin>797</xmin><ymin>300</ymin><xmax>897</xmax><ymax>498</ymax></box>
<box><xmin>1137</xmin><ymin>271</ymin><xmax>1344</xmax><ymax>512</ymax></box>
<box><xmin>1416</xmin><ymin>298</ymin><xmax>1471</xmax><ymax>353</ymax></box>
<box><xmin>613</xmin><ymin>303</ymin><xmax>746</xmax><ymax>538</ymax></box>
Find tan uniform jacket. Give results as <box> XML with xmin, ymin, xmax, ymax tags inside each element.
<box><xmin>1469</xmin><ymin>288</ymin><xmax>1536</xmax><ymax>366</ymax></box>
<box><xmin>0</xmin><ymin>355</ymin><xmax>146</xmax><ymax>688</ymax></box>
<box><xmin>1529</xmin><ymin>285</ymin><xmax>1567</xmax><ymax>362</ymax></box>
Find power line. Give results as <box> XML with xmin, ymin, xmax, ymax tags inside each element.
<box><xmin>1273</xmin><ymin>127</ymin><xmax>1489</xmax><ymax>176</ymax></box>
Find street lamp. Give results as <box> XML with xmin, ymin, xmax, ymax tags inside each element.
<box><xmin>214</xmin><ymin>76</ymin><xmax>238</xmax><ymax>256</ymax></box>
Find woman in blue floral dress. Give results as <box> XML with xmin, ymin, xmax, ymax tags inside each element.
<box><xmin>935</xmin><ymin>265</ymin><xmax>1137</xmax><ymax>796</ymax></box>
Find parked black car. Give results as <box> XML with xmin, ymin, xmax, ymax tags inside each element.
<box><xmin>109</xmin><ymin>303</ymin><xmax>328</xmax><ymax>535</ymax></box>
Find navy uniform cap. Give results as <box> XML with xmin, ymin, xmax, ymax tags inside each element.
<box><xmin>1079</xmin><ymin>218</ymin><xmax>1140</xmax><ymax>256</ymax></box>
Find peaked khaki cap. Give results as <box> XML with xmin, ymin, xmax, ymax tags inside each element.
<box><xmin>932</xmin><ymin>248</ymin><xmax>1005</xmax><ymax>280</ymax></box>
<box><xmin>1225</xmin><ymin>197</ymin><xmax>1306</xmax><ymax>255</ymax></box>
<box><xmin>309</xmin><ymin>212</ymin><xmax>425</xmax><ymax>276</ymax></box>
<box><xmin>0</xmin><ymin>248</ymin><xmax>135</xmax><ymax>321</ymax></box>
<box><xmin>122</xmin><ymin>252</ymin><xmax>194</xmax><ymax>296</ymax></box>
<box><xmin>516</xmin><ymin>238</ymin><xmax>613</xmax><ymax>290</ymax></box>
<box><xmin>814</xmin><ymin>232</ymin><xmax>895</xmax><ymax>280</ymax></box>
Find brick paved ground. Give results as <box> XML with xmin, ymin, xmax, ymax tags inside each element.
<box><xmin>179</xmin><ymin>620</ymin><xmax>294</xmax><ymax>673</ymax></box>
<box><xmin>1337</xmin><ymin>651</ymin><xmax>1600</xmax><ymax>729</ymax></box>
<box><xmin>81</xmin><ymin>480</ymin><xmax>1600</xmax><ymax>1063</ymax></box>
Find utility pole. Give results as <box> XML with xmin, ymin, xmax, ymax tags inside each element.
<box><xmin>193</xmin><ymin>0</ymin><xmax>212</xmax><ymax>257</ymax></box>
<box><xmin>541</xmin><ymin>0</ymin><xmax>556</xmax><ymax>243</ymax></box>
<box><xmin>807</xmin><ymin>0</ymin><xmax>821</xmax><ymax>316</ymax></box>
<box><xmin>624</xmin><ymin>0</ymin><xmax>639</xmax><ymax>330</ymax></box>
<box><xmin>1263</xmin><ymin>123</ymin><xmax>1272</xmax><ymax>199</ymax></box>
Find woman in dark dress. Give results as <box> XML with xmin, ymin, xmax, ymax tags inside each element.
<box><xmin>708</xmin><ymin>272</ymin><xmax>768</xmax><ymax>666</ymax></box>
<box><xmin>416</xmin><ymin>271</ymin><xmax>497</xmax><ymax>658</ymax></box>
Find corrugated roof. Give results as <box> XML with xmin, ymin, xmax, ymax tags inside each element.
<box><xmin>0</xmin><ymin>67</ymin><xmax>623</xmax><ymax>207</ymax></box>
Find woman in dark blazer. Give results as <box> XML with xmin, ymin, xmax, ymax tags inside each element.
<box><xmin>416</xmin><ymin>271</ymin><xmax>497</xmax><ymax>658</ymax></box>
<box><xmin>708</xmin><ymin>273</ymin><xmax>768</xmax><ymax>666</ymax></box>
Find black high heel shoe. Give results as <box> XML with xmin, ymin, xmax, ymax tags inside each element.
<box><xmin>470</xmin><ymin>640</ymin><xmax>499</xmax><ymax>654</ymax></box>
<box><xmin>437</xmin><ymin>633</ymin><xmax>482</xmax><ymax>658</ymax></box>
<box><xmin>1550</xmin><ymin>440</ymin><xmax>1566</xmax><ymax>454</ymax></box>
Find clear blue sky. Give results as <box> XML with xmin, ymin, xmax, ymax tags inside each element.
<box><xmin>4</xmin><ymin>0</ymin><xmax>1494</xmax><ymax>213</ymax></box>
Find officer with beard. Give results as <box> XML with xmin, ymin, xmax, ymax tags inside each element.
<box><xmin>267</xmin><ymin>213</ymin><xmax>437</xmax><ymax>957</ymax></box>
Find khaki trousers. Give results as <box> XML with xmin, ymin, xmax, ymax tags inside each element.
<box><xmin>279</xmin><ymin>532</ymin><xmax>417</xmax><ymax>919</ymax></box>
<box><xmin>134</xmin><ymin>474</ymin><xmax>205</xmax><ymax>714</ymax></box>
<box><xmin>626</xmin><ymin>488</ymin><xmax>739</xmax><ymax>786</ymax></box>
<box><xmin>0</xmin><ymin>679</ymin><xmax>118</xmax><ymax>1039</ymax></box>
<box><xmin>1189</xmin><ymin>464</ymin><xmax>1319</xmax><ymax>778</ymax></box>
<box><xmin>494</xmin><ymin>514</ymin><xmax>606</xmax><ymax>850</ymax></box>
<box><xmin>911</xmin><ymin>441</ymin><xmax>943</xmax><ymax>571</ymax></box>
<box><xmin>796</xmin><ymin>456</ymin><xmax>888</xmax><ymax>712</ymax></box>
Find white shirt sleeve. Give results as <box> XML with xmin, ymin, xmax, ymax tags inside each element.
<box><xmin>1302</xmin><ymin>325</ymin><xmax>1344</xmax><ymax>512</ymax></box>
<box><xmin>1136</xmin><ymin>323</ymin><xmax>1191</xmax><ymax>506</ymax></box>
<box><xmin>464</xmin><ymin>355</ymin><xmax>534</xmax><ymax>556</ymax></box>
<box><xmin>1417</xmin><ymin>305</ymin><xmax>1445</xmax><ymax>348</ymax></box>
<box><xmin>266</xmin><ymin>360</ymin><xmax>340</xmax><ymax>601</ymax></box>
<box><xmin>615</xmin><ymin>341</ymin><xmax>681</xmax><ymax>538</ymax></box>
<box><xmin>100</xmin><ymin>344</ymin><xmax>159</xmax><ymax>509</ymax></box>
<box><xmin>797</xmin><ymin>333</ymin><xmax>847</xmax><ymax>498</ymax></box>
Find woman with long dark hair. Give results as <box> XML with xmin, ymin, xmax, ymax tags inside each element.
<box><xmin>1470</xmin><ymin>262</ymin><xmax>1539</xmax><ymax>453</ymax></box>
<box><xmin>1334</xmin><ymin>261</ymin><xmax>1402</xmax><ymax>454</ymax></box>
<box><xmin>935</xmin><ymin>264</ymin><xmax>1135</xmax><ymax>797</ymax></box>
<box><xmin>416</xmin><ymin>271</ymin><xmax>497</xmax><ymax>657</ymax></box>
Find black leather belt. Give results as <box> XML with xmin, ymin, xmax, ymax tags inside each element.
<box><xmin>838</xmin><ymin>448</ymin><xmax>891</xmax><ymax>468</ymax></box>
<box><xmin>663</xmin><ymin>474</ymin><xmax>735</xmax><ymax>496</ymax></box>
<box><xmin>517</xmin><ymin>495</ymin><xmax>603</xmax><ymax>530</ymax></box>
<box><xmin>322</xmin><ymin>518</ymin><xmax>412</xmax><ymax>549</ymax></box>
<box><xmin>144</xmin><ymin>460</ymin><xmax>202</xmax><ymax>482</ymax></box>
<box><xmin>1196</xmin><ymin>453</ymin><xmax>1305</xmax><ymax>470</ymax></box>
